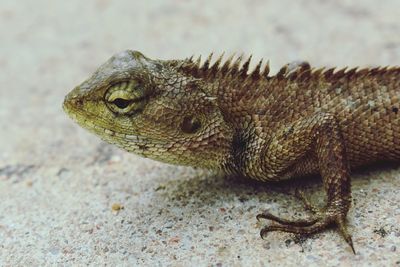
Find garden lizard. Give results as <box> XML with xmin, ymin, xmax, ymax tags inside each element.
<box><xmin>63</xmin><ymin>50</ymin><xmax>400</xmax><ymax>253</ymax></box>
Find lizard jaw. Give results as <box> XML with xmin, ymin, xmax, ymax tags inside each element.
<box><xmin>63</xmin><ymin>97</ymin><xmax>162</xmax><ymax>155</ymax></box>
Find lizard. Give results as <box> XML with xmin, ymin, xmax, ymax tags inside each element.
<box><xmin>63</xmin><ymin>50</ymin><xmax>400</xmax><ymax>253</ymax></box>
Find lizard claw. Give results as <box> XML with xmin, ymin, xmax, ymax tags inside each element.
<box><xmin>257</xmin><ymin>208</ymin><xmax>356</xmax><ymax>254</ymax></box>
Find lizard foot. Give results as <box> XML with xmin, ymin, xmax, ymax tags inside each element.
<box><xmin>256</xmin><ymin>190</ymin><xmax>355</xmax><ymax>254</ymax></box>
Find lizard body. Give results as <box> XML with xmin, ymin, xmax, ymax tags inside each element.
<box><xmin>63</xmin><ymin>50</ymin><xmax>400</xmax><ymax>253</ymax></box>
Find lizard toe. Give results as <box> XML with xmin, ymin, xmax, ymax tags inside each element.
<box><xmin>257</xmin><ymin>211</ymin><xmax>318</xmax><ymax>226</ymax></box>
<box><xmin>257</xmin><ymin>209</ymin><xmax>356</xmax><ymax>253</ymax></box>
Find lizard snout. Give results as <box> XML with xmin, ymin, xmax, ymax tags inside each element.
<box><xmin>63</xmin><ymin>86</ymin><xmax>85</xmax><ymax>112</ymax></box>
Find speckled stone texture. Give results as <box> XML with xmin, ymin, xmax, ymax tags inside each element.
<box><xmin>0</xmin><ymin>0</ymin><xmax>399</xmax><ymax>266</ymax></box>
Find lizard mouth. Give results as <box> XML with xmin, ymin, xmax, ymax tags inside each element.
<box><xmin>64</xmin><ymin>105</ymin><xmax>145</xmax><ymax>142</ymax></box>
<box><xmin>63</xmin><ymin>98</ymin><xmax>167</xmax><ymax>154</ymax></box>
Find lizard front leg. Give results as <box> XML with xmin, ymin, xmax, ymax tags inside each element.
<box><xmin>256</xmin><ymin>113</ymin><xmax>355</xmax><ymax>253</ymax></box>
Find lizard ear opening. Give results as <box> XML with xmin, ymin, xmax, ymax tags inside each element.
<box><xmin>181</xmin><ymin>115</ymin><xmax>202</xmax><ymax>134</ymax></box>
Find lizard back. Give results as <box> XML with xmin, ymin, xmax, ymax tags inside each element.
<box><xmin>218</xmin><ymin>66</ymin><xmax>400</xmax><ymax>170</ymax></box>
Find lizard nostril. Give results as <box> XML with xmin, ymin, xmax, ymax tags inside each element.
<box><xmin>69</xmin><ymin>96</ymin><xmax>80</xmax><ymax>104</ymax></box>
<box><xmin>74</xmin><ymin>98</ymin><xmax>83</xmax><ymax>106</ymax></box>
<box><xmin>64</xmin><ymin>94</ymin><xmax>84</xmax><ymax>108</ymax></box>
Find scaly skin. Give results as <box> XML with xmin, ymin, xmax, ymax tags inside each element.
<box><xmin>63</xmin><ymin>50</ymin><xmax>400</xmax><ymax>253</ymax></box>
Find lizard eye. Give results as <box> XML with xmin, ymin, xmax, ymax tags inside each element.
<box><xmin>181</xmin><ymin>116</ymin><xmax>202</xmax><ymax>134</ymax></box>
<box><xmin>112</xmin><ymin>98</ymin><xmax>131</xmax><ymax>109</ymax></box>
<box><xmin>105</xmin><ymin>81</ymin><xmax>146</xmax><ymax>114</ymax></box>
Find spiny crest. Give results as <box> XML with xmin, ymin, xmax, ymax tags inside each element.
<box><xmin>321</xmin><ymin>66</ymin><xmax>399</xmax><ymax>82</ymax></box>
<box><xmin>293</xmin><ymin>65</ymin><xmax>400</xmax><ymax>85</ymax></box>
<box><xmin>288</xmin><ymin>66</ymin><xmax>355</xmax><ymax>84</ymax></box>
<box><xmin>179</xmin><ymin>53</ymin><xmax>271</xmax><ymax>81</ymax></box>
<box><xmin>178</xmin><ymin>54</ymin><xmax>400</xmax><ymax>84</ymax></box>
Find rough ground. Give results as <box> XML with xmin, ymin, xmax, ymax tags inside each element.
<box><xmin>0</xmin><ymin>0</ymin><xmax>399</xmax><ymax>266</ymax></box>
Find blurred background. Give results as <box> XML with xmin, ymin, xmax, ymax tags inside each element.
<box><xmin>0</xmin><ymin>0</ymin><xmax>399</xmax><ymax>265</ymax></box>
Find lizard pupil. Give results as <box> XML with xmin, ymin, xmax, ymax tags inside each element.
<box><xmin>181</xmin><ymin>116</ymin><xmax>202</xmax><ymax>134</ymax></box>
<box><xmin>113</xmin><ymin>98</ymin><xmax>131</xmax><ymax>109</ymax></box>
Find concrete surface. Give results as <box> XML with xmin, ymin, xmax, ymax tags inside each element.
<box><xmin>0</xmin><ymin>0</ymin><xmax>399</xmax><ymax>266</ymax></box>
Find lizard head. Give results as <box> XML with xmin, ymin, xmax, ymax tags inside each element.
<box><xmin>63</xmin><ymin>50</ymin><xmax>233</xmax><ymax>169</ymax></box>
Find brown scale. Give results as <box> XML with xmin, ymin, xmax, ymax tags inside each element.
<box><xmin>178</xmin><ymin>54</ymin><xmax>400</xmax><ymax>253</ymax></box>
